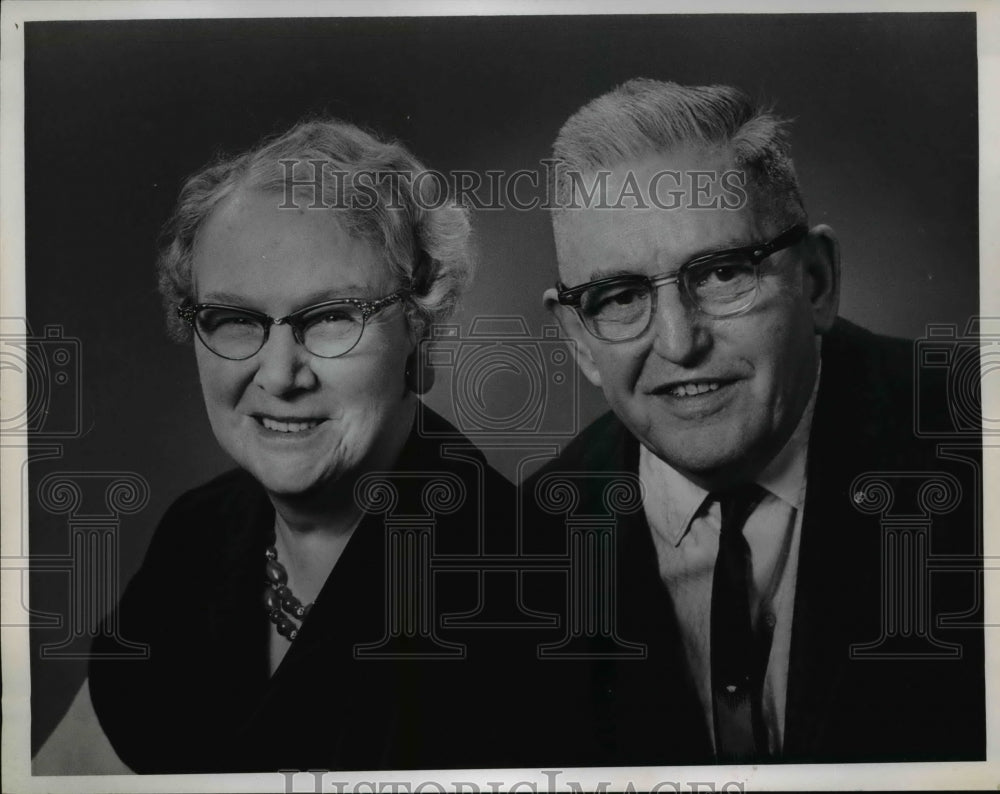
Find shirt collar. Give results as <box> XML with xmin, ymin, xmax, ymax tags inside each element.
<box><xmin>640</xmin><ymin>444</ymin><xmax>710</xmax><ymax>546</ymax></box>
<box><xmin>640</xmin><ymin>360</ymin><xmax>822</xmax><ymax>548</ymax></box>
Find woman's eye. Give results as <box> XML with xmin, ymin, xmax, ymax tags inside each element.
<box><xmin>300</xmin><ymin>306</ymin><xmax>363</xmax><ymax>334</ymax></box>
<box><xmin>199</xmin><ymin>311</ymin><xmax>257</xmax><ymax>332</ymax></box>
<box><xmin>313</xmin><ymin>310</ymin><xmax>353</xmax><ymax>324</ymax></box>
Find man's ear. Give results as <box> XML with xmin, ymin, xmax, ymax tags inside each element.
<box><xmin>802</xmin><ymin>224</ymin><xmax>841</xmax><ymax>334</ymax></box>
<box><xmin>543</xmin><ymin>287</ymin><xmax>603</xmax><ymax>389</ymax></box>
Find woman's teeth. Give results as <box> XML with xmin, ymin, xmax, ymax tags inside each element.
<box><xmin>260</xmin><ymin>417</ymin><xmax>321</xmax><ymax>433</ymax></box>
<box><xmin>669</xmin><ymin>382</ymin><xmax>721</xmax><ymax>398</ymax></box>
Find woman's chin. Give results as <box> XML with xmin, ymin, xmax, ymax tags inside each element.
<box><xmin>250</xmin><ymin>463</ymin><xmax>346</xmax><ymax>502</ymax></box>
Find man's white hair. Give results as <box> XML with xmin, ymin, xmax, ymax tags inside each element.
<box><xmin>550</xmin><ymin>78</ymin><xmax>807</xmax><ymax>228</ymax></box>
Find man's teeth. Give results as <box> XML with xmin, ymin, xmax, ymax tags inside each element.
<box><xmin>669</xmin><ymin>382</ymin><xmax>721</xmax><ymax>398</ymax></box>
<box><xmin>260</xmin><ymin>417</ymin><xmax>321</xmax><ymax>433</ymax></box>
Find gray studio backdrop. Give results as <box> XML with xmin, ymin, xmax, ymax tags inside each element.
<box><xmin>23</xmin><ymin>13</ymin><xmax>977</xmax><ymax>752</ymax></box>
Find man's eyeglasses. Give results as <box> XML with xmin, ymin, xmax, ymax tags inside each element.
<box><xmin>176</xmin><ymin>290</ymin><xmax>408</xmax><ymax>360</ymax></box>
<box><xmin>555</xmin><ymin>225</ymin><xmax>809</xmax><ymax>342</ymax></box>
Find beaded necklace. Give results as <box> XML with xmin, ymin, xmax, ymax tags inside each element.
<box><xmin>264</xmin><ymin>536</ymin><xmax>313</xmax><ymax>642</ymax></box>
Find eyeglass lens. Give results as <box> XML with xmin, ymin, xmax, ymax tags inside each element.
<box><xmin>578</xmin><ymin>254</ymin><xmax>759</xmax><ymax>341</ymax></box>
<box><xmin>194</xmin><ymin>304</ymin><xmax>365</xmax><ymax>359</ymax></box>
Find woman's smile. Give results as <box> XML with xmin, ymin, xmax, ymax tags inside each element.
<box><xmin>191</xmin><ymin>187</ymin><xmax>417</xmax><ymax>500</ymax></box>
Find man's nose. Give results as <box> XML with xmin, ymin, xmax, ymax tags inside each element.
<box><xmin>649</xmin><ymin>286</ymin><xmax>710</xmax><ymax>366</ymax></box>
<box><xmin>252</xmin><ymin>324</ymin><xmax>317</xmax><ymax>395</ymax></box>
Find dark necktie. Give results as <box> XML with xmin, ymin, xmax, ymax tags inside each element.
<box><xmin>710</xmin><ymin>483</ymin><xmax>768</xmax><ymax>763</ymax></box>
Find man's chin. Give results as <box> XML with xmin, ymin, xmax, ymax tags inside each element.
<box><xmin>646</xmin><ymin>435</ymin><xmax>758</xmax><ymax>489</ymax></box>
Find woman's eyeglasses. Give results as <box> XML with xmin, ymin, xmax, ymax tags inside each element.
<box><xmin>176</xmin><ymin>289</ymin><xmax>408</xmax><ymax>360</ymax></box>
<box><xmin>555</xmin><ymin>225</ymin><xmax>808</xmax><ymax>342</ymax></box>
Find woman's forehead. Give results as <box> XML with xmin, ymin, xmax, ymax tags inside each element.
<box><xmin>191</xmin><ymin>189</ymin><xmax>392</xmax><ymax>305</ymax></box>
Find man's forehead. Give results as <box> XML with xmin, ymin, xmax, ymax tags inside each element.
<box><xmin>553</xmin><ymin>186</ymin><xmax>762</xmax><ymax>282</ymax></box>
<box><xmin>599</xmin><ymin>143</ymin><xmax>737</xmax><ymax>192</ymax></box>
<box><xmin>554</xmin><ymin>143</ymin><xmax>760</xmax><ymax>248</ymax></box>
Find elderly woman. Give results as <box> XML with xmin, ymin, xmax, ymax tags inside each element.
<box><xmin>35</xmin><ymin>118</ymin><xmax>513</xmax><ymax>773</ymax></box>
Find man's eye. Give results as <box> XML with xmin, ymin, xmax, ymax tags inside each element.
<box><xmin>694</xmin><ymin>263</ymin><xmax>750</xmax><ymax>286</ymax></box>
<box><xmin>686</xmin><ymin>257</ymin><xmax>758</xmax><ymax>305</ymax></box>
<box><xmin>586</xmin><ymin>284</ymin><xmax>648</xmax><ymax>314</ymax></box>
<box><xmin>605</xmin><ymin>287</ymin><xmax>644</xmax><ymax>307</ymax></box>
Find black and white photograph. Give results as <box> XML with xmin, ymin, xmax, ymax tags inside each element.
<box><xmin>1</xmin><ymin>2</ymin><xmax>996</xmax><ymax>791</ymax></box>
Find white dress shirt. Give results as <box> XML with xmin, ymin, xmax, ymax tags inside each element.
<box><xmin>640</xmin><ymin>373</ymin><xmax>819</xmax><ymax>756</ymax></box>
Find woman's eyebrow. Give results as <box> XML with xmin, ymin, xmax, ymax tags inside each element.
<box><xmin>198</xmin><ymin>290</ymin><xmax>250</xmax><ymax>304</ymax></box>
<box><xmin>197</xmin><ymin>286</ymin><xmax>373</xmax><ymax>306</ymax></box>
<box><xmin>293</xmin><ymin>287</ymin><xmax>372</xmax><ymax>306</ymax></box>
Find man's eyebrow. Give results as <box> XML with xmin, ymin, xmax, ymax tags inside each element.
<box><xmin>568</xmin><ymin>235</ymin><xmax>759</xmax><ymax>285</ymax></box>
<box><xmin>656</xmin><ymin>236</ymin><xmax>758</xmax><ymax>267</ymax></box>
<box><xmin>684</xmin><ymin>236</ymin><xmax>756</xmax><ymax>260</ymax></box>
<box><xmin>581</xmin><ymin>266</ymin><xmax>644</xmax><ymax>282</ymax></box>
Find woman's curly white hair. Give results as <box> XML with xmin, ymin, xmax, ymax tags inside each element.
<box><xmin>157</xmin><ymin>117</ymin><xmax>473</xmax><ymax>341</ymax></box>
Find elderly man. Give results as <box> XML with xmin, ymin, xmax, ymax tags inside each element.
<box><xmin>521</xmin><ymin>79</ymin><xmax>983</xmax><ymax>766</ymax></box>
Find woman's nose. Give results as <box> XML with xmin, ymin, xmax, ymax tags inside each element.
<box><xmin>252</xmin><ymin>324</ymin><xmax>318</xmax><ymax>395</ymax></box>
<box><xmin>649</xmin><ymin>286</ymin><xmax>710</xmax><ymax>366</ymax></box>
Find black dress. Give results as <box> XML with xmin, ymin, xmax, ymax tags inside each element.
<box><xmin>89</xmin><ymin>407</ymin><xmax>517</xmax><ymax>773</ymax></box>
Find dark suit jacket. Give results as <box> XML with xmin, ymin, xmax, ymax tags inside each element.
<box><xmin>515</xmin><ymin>318</ymin><xmax>984</xmax><ymax>766</ymax></box>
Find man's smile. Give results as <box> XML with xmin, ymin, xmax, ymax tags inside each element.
<box><xmin>650</xmin><ymin>377</ymin><xmax>740</xmax><ymax>398</ymax></box>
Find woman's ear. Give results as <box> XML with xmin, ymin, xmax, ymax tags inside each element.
<box><xmin>404</xmin><ymin>329</ymin><xmax>435</xmax><ymax>395</ymax></box>
<box><xmin>802</xmin><ymin>224</ymin><xmax>841</xmax><ymax>334</ymax></box>
<box><xmin>543</xmin><ymin>287</ymin><xmax>603</xmax><ymax>389</ymax></box>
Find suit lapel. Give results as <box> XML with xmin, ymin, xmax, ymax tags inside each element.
<box><xmin>783</xmin><ymin>322</ymin><xmax>888</xmax><ymax>759</ymax></box>
<box><xmin>584</xmin><ymin>420</ymin><xmax>714</xmax><ymax>762</ymax></box>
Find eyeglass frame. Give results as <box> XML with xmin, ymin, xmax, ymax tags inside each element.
<box><xmin>554</xmin><ymin>224</ymin><xmax>810</xmax><ymax>342</ymax></box>
<box><xmin>176</xmin><ymin>289</ymin><xmax>409</xmax><ymax>360</ymax></box>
